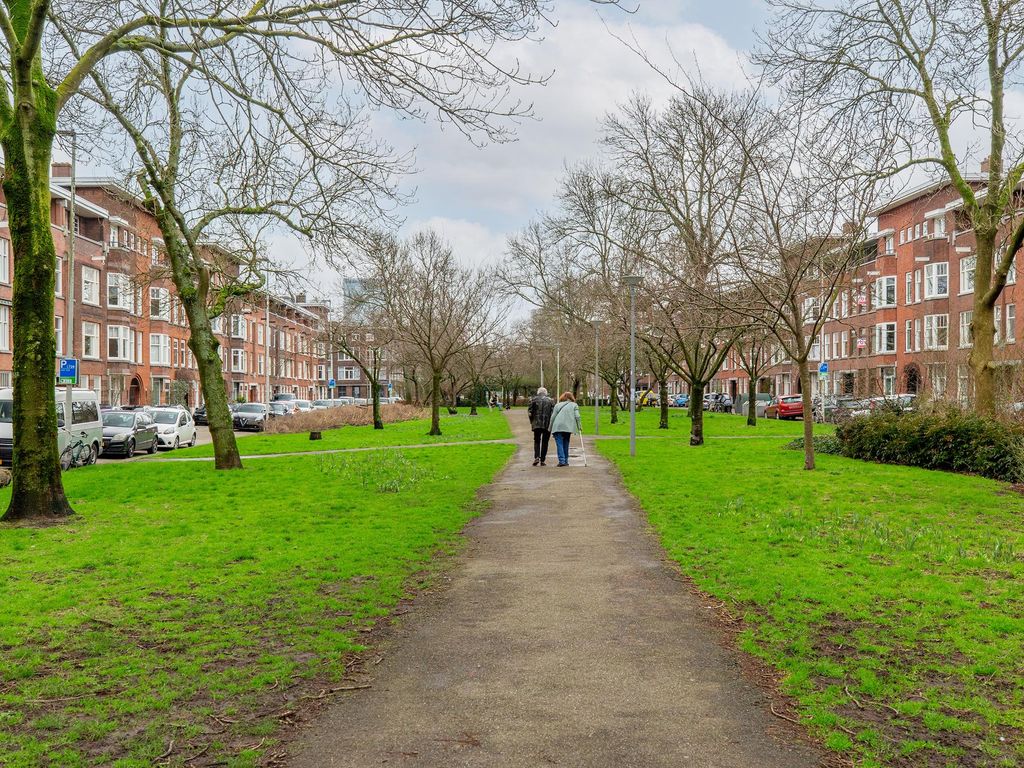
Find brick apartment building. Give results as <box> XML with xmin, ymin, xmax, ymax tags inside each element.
<box><xmin>709</xmin><ymin>176</ymin><xmax>1021</xmax><ymax>406</ymax></box>
<box><xmin>0</xmin><ymin>166</ymin><xmax>332</xmax><ymax>407</ymax></box>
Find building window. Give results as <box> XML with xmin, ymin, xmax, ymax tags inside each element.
<box><xmin>874</xmin><ymin>323</ymin><xmax>896</xmax><ymax>354</ymax></box>
<box><xmin>1007</xmin><ymin>257</ymin><xmax>1017</xmax><ymax>285</ymax></box>
<box><xmin>872</xmin><ymin>276</ymin><xmax>896</xmax><ymax>308</ymax></box>
<box><xmin>107</xmin><ymin>273</ymin><xmax>134</xmax><ymax>311</ymax></box>
<box><xmin>914</xmin><ymin>318</ymin><xmax>922</xmax><ymax>352</ymax></box>
<box><xmin>257</xmin><ymin>323</ymin><xmax>265</xmax><ymax>345</ymax></box>
<box><xmin>935</xmin><ymin>217</ymin><xmax>946</xmax><ymax>235</ymax></box>
<box><xmin>882</xmin><ymin>366</ymin><xmax>896</xmax><ymax>396</ymax></box>
<box><xmin>959</xmin><ymin>256</ymin><xmax>976</xmax><ymax>294</ymax></box>
<box><xmin>82</xmin><ymin>266</ymin><xmax>100</xmax><ymax>305</ymax></box>
<box><xmin>914</xmin><ymin>269</ymin><xmax>922</xmax><ymax>302</ymax></box>
<box><xmin>885</xmin><ymin>235</ymin><xmax>894</xmax><ymax>254</ymax></box>
<box><xmin>210</xmin><ymin>316</ymin><xmax>223</xmax><ymax>334</ymax></box>
<box><xmin>0</xmin><ymin>305</ymin><xmax>9</xmax><ymax>352</ymax></box>
<box><xmin>924</xmin><ymin>314</ymin><xmax>949</xmax><ymax>350</ymax></box>
<box><xmin>258</xmin><ymin>355</ymin><xmax>265</xmax><ymax>375</ymax></box>
<box><xmin>905</xmin><ymin>272</ymin><xmax>912</xmax><ymax>305</ymax></box>
<box><xmin>930</xmin><ymin>364</ymin><xmax>947</xmax><ymax>398</ymax></box>
<box><xmin>841</xmin><ymin>333</ymin><xmax>848</xmax><ymax>358</ymax></box>
<box><xmin>82</xmin><ymin>321</ymin><xmax>100</xmax><ymax>359</ymax></box>
<box><xmin>922</xmin><ymin>220</ymin><xmax>929</xmax><ymax>237</ymax></box>
<box><xmin>959</xmin><ymin>311</ymin><xmax>973</xmax><ymax>348</ymax></box>
<box><xmin>150</xmin><ymin>333</ymin><xmax>170</xmax><ymax>366</ymax></box>
<box><xmin>55</xmin><ymin>316</ymin><xmax>63</xmax><ymax>357</ymax></box>
<box><xmin>0</xmin><ymin>239</ymin><xmax>9</xmax><ymax>285</ymax></box>
<box><xmin>108</xmin><ymin>325</ymin><xmax>132</xmax><ymax>361</ymax></box>
<box><xmin>55</xmin><ymin>257</ymin><xmax>63</xmax><ymax>297</ymax></box>
<box><xmin>957</xmin><ymin>365</ymin><xmax>971</xmax><ymax>405</ymax></box>
<box><xmin>230</xmin><ymin>314</ymin><xmax>246</xmax><ymax>340</ymax></box>
<box><xmin>924</xmin><ymin>262</ymin><xmax>948</xmax><ymax>299</ymax></box>
<box><xmin>231</xmin><ymin>349</ymin><xmax>247</xmax><ymax>373</ymax></box>
<box><xmin>344</xmin><ymin>366</ymin><xmax>357</xmax><ymax>380</ymax></box>
<box><xmin>904</xmin><ymin>320</ymin><xmax>912</xmax><ymax>353</ymax></box>
<box><xmin>1007</xmin><ymin>304</ymin><xmax>1017</xmax><ymax>343</ymax></box>
<box><xmin>899</xmin><ymin>229</ymin><xmax>905</xmax><ymax>245</ymax></box>
<box><xmin>914</xmin><ymin>223</ymin><xmax>921</xmax><ymax>239</ymax></box>
<box><xmin>109</xmin><ymin>224</ymin><xmax>119</xmax><ymax>247</ymax></box>
<box><xmin>150</xmin><ymin>287</ymin><xmax>170</xmax><ymax>320</ymax></box>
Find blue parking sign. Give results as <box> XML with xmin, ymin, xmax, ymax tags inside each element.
<box><xmin>328</xmin><ymin>378</ymin><xmax>336</xmax><ymax>388</ymax></box>
<box><xmin>57</xmin><ymin>358</ymin><xmax>79</xmax><ymax>385</ymax></box>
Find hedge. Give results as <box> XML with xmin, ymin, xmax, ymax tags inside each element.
<box><xmin>834</xmin><ymin>406</ymin><xmax>1024</xmax><ymax>483</ymax></box>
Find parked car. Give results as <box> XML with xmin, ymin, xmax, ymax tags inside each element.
<box><xmin>0</xmin><ymin>387</ymin><xmax>103</xmax><ymax>467</ymax></box>
<box><xmin>193</xmin><ymin>404</ymin><xmax>208</xmax><ymax>425</ymax></box>
<box><xmin>703</xmin><ymin>393</ymin><xmax>727</xmax><ymax>411</ymax></box>
<box><xmin>672</xmin><ymin>394</ymin><xmax>690</xmax><ymax>408</ymax></box>
<box><xmin>311</xmin><ymin>399</ymin><xmax>334</xmax><ymax>410</ymax></box>
<box><xmin>233</xmin><ymin>403</ymin><xmax>270</xmax><ymax>431</ymax></box>
<box><xmin>152</xmin><ymin>407</ymin><xmax>197</xmax><ymax>449</ymax></box>
<box><xmin>334</xmin><ymin>397</ymin><xmax>355</xmax><ymax>406</ymax></box>
<box><xmin>101</xmin><ymin>410</ymin><xmax>159</xmax><ymax>457</ymax></box>
<box><xmin>267</xmin><ymin>402</ymin><xmax>292</xmax><ymax>419</ymax></box>
<box><xmin>293</xmin><ymin>399</ymin><xmax>313</xmax><ymax>412</ymax></box>
<box><xmin>272</xmin><ymin>393</ymin><xmax>296</xmax><ymax>403</ymax></box>
<box><xmin>766</xmin><ymin>394</ymin><xmax>804</xmax><ymax>420</ymax></box>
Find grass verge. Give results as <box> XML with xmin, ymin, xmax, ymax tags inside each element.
<box><xmin>0</xmin><ymin>443</ymin><xmax>513</xmax><ymax>767</ymax></box>
<box><xmin>173</xmin><ymin>408</ymin><xmax>513</xmax><ymax>458</ymax></box>
<box><xmin>581</xmin><ymin>406</ymin><xmax>831</xmax><ymax>438</ymax></box>
<box><xmin>598</xmin><ymin>436</ymin><xmax>1024</xmax><ymax>768</ymax></box>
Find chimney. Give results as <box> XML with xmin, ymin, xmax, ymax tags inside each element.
<box><xmin>294</xmin><ymin>292</ymin><xmax>306</xmax><ymax>304</ymax></box>
<box><xmin>981</xmin><ymin>156</ymin><xmax>991</xmax><ymax>173</ymax></box>
<box><xmin>52</xmin><ymin>163</ymin><xmax>71</xmax><ymax>178</ymax></box>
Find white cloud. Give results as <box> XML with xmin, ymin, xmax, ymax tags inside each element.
<box><xmin>401</xmin><ymin>216</ymin><xmax>508</xmax><ymax>268</ymax></box>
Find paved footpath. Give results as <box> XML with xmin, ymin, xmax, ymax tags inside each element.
<box><xmin>288</xmin><ymin>413</ymin><xmax>824</xmax><ymax>768</ymax></box>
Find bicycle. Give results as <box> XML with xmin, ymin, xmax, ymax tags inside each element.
<box><xmin>60</xmin><ymin>432</ymin><xmax>97</xmax><ymax>471</ymax></box>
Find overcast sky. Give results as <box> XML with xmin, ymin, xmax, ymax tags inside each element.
<box><xmin>278</xmin><ymin>0</ymin><xmax>766</xmax><ymax>292</ymax></box>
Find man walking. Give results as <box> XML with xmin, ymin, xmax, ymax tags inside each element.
<box><xmin>527</xmin><ymin>387</ymin><xmax>555</xmax><ymax>466</ymax></box>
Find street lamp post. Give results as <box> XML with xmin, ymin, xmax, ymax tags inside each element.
<box><xmin>554</xmin><ymin>343</ymin><xmax>561</xmax><ymax>396</ymax></box>
<box><xmin>591</xmin><ymin>320</ymin><xmax>602</xmax><ymax>435</ymax></box>
<box><xmin>56</xmin><ymin>130</ymin><xmax>76</xmax><ymax>419</ymax></box>
<box><xmin>623</xmin><ymin>275</ymin><xmax>642</xmax><ymax>457</ymax></box>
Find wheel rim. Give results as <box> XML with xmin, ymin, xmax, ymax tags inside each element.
<box><xmin>89</xmin><ymin>445</ymin><xmax>98</xmax><ymax>465</ymax></box>
<box><xmin>174</xmin><ymin>437</ymin><xmax>179</xmax><ymax>449</ymax></box>
<box><xmin>127</xmin><ymin>440</ymin><xmax>135</xmax><ymax>456</ymax></box>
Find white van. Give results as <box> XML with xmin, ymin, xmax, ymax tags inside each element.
<box><xmin>0</xmin><ymin>387</ymin><xmax>104</xmax><ymax>466</ymax></box>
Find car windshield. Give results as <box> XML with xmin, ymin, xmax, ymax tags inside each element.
<box><xmin>295</xmin><ymin>400</ymin><xmax>311</xmax><ymax>407</ymax></box>
<box><xmin>0</xmin><ymin>399</ymin><xmax>11</xmax><ymax>424</ymax></box>
<box><xmin>153</xmin><ymin>411</ymin><xmax>178</xmax><ymax>424</ymax></box>
<box><xmin>237</xmin><ymin>404</ymin><xmax>265</xmax><ymax>413</ymax></box>
<box><xmin>313</xmin><ymin>400</ymin><xmax>329</xmax><ymax>406</ymax></box>
<box><xmin>103</xmin><ymin>412</ymin><xmax>135</xmax><ymax>428</ymax></box>
<box><xmin>270</xmin><ymin>403</ymin><xmax>288</xmax><ymax>412</ymax></box>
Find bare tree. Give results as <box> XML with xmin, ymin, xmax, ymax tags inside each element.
<box><xmin>361</xmin><ymin>231</ymin><xmax>506</xmax><ymax>436</ymax></box>
<box><xmin>760</xmin><ymin>0</ymin><xmax>1024</xmax><ymax>415</ymax></box>
<box><xmin>0</xmin><ymin>0</ymin><xmax>624</xmax><ymax>523</ymax></box>
<box><xmin>732</xmin><ymin>323</ymin><xmax>775</xmax><ymax>426</ymax></box>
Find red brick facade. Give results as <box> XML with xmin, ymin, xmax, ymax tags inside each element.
<box><xmin>0</xmin><ymin>170</ymin><xmax>330</xmax><ymax>407</ymax></box>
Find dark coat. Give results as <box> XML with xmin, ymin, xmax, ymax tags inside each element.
<box><xmin>528</xmin><ymin>395</ymin><xmax>555</xmax><ymax>431</ymax></box>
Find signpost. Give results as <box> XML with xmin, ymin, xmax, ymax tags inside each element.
<box><xmin>57</xmin><ymin>358</ymin><xmax>79</xmax><ymax>386</ymax></box>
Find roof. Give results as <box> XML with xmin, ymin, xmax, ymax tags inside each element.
<box><xmin>49</xmin><ymin>183</ymin><xmax>110</xmax><ymax>219</ymax></box>
<box><xmin>869</xmin><ymin>175</ymin><xmax>986</xmax><ymax>217</ymax></box>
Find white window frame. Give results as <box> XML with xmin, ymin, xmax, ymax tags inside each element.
<box><xmin>924</xmin><ymin>314</ymin><xmax>949</xmax><ymax>351</ymax></box>
<box><xmin>107</xmin><ymin>325</ymin><xmax>132</xmax><ymax>361</ymax></box>
<box><xmin>0</xmin><ymin>239</ymin><xmax>9</xmax><ymax>284</ymax></box>
<box><xmin>874</xmin><ymin>322</ymin><xmax>896</xmax><ymax>354</ymax></box>
<box><xmin>81</xmin><ymin>265</ymin><xmax>100</xmax><ymax>306</ymax></box>
<box><xmin>959</xmin><ymin>256</ymin><xmax>976</xmax><ymax>295</ymax></box>
<box><xmin>149</xmin><ymin>333</ymin><xmax>170</xmax><ymax>366</ymax></box>
<box><xmin>82</xmin><ymin>321</ymin><xmax>100</xmax><ymax>359</ymax></box>
<box><xmin>230</xmin><ymin>314</ymin><xmax>247</xmax><ymax>340</ymax></box>
<box><xmin>55</xmin><ymin>316</ymin><xmax>63</xmax><ymax>357</ymax></box>
<box><xmin>107</xmin><ymin>273</ymin><xmax>134</xmax><ymax>311</ymax></box>
<box><xmin>905</xmin><ymin>320</ymin><xmax>912</xmax><ymax>353</ymax></box>
<box><xmin>149</xmin><ymin>287</ymin><xmax>170</xmax><ymax>321</ymax></box>
<box><xmin>873</xmin><ymin>276</ymin><xmax>896</xmax><ymax>309</ymax></box>
<box><xmin>1007</xmin><ymin>304</ymin><xmax>1017</xmax><ymax>343</ymax></box>
<box><xmin>231</xmin><ymin>348</ymin><xmax>247</xmax><ymax>373</ymax></box>
<box><xmin>924</xmin><ymin>262</ymin><xmax>949</xmax><ymax>299</ymax></box>
<box><xmin>959</xmin><ymin>311</ymin><xmax>973</xmax><ymax>348</ymax></box>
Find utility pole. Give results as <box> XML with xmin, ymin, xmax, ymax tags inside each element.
<box><xmin>623</xmin><ymin>275</ymin><xmax>642</xmax><ymax>457</ymax></box>
<box><xmin>56</xmin><ymin>130</ymin><xmax>77</xmax><ymax>422</ymax></box>
<box><xmin>592</xmin><ymin>320</ymin><xmax>602</xmax><ymax>435</ymax></box>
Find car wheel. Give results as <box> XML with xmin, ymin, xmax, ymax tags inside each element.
<box><xmin>148</xmin><ymin>438</ymin><xmax>158</xmax><ymax>454</ymax></box>
<box><xmin>87</xmin><ymin>444</ymin><xmax>99</xmax><ymax>465</ymax></box>
<box><xmin>125</xmin><ymin>439</ymin><xmax>135</xmax><ymax>457</ymax></box>
<box><xmin>173</xmin><ymin>436</ymin><xmax>180</xmax><ymax>450</ymax></box>
<box><xmin>189</xmin><ymin>432</ymin><xmax>196</xmax><ymax>447</ymax></box>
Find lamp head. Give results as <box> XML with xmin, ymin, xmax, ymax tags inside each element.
<box><xmin>622</xmin><ymin>275</ymin><xmax>643</xmax><ymax>288</ymax></box>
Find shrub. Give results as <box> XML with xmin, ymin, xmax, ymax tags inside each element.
<box><xmin>785</xmin><ymin>435</ymin><xmax>843</xmax><ymax>455</ymax></box>
<box><xmin>264</xmin><ymin>404</ymin><xmax>427</xmax><ymax>434</ymax></box>
<box><xmin>835</xmin><ymin>404</ymin><xmax>1024</xmax><ymax>483</ymax></box>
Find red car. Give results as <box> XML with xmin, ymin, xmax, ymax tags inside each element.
<box><xmin>766</xmin><ymin>394</ymin><xmax>804</xmax><ymax>420</ymax></box>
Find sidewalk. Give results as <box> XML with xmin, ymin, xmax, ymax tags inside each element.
<box><xmin>287</xmin><ymin>412</ymin><xmax>825</xmax><ymax>767</ymax></box>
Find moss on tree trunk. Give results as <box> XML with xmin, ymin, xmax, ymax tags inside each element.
<box><xmin>0</xmin><ymin>68</ymin><xmax>75</xmax><ymax>522</ymax></box>
<box><xmin>970</xmin><ymin>235</ymin><xmax>998</xmax><ymax>414</ymax></box>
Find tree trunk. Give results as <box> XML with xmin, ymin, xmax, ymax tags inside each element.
<box><xmin>746</xmin><ymin>376</ymin><xmax>757</xmax><ymax>426</ymax></box>
<box><xmin>469</xmin><ymin>380</ymin><xmax>478</xmax><ymax>416</ymax></box>
<box><xmin>690</xmin><ymin>382</ymin><xmax>705</xmax><ymax>446</ymax></box>
<box><xmin>164</xmin><ymin>228</ymin><xmax>242</xmax><ymax>469</ymax></box>
<box><xmin>970</xmin><ymin>234</ymin><xmax>997</xmax><ymax>414</ymax></box>
<box><xmin>429</xmin><ymin>371</ymin><xmax>442</xmax><ymax>436</ymax></box>
<box><xmin>658</xmin><ymin>377</ymin><xmax>669</xmax><ymax>429</ymax></box>
<box><xmin>607</xmin><ymin>379</ymin><xmax>619</xmax><ymax>424</ymax></box>
<box><xmin>371</xmin><ymin>379</ymin><xmax>383</xmax><ymax>429</ymax></box>
<box><xmin>1</xmin><ymin>91</ymin><xmax>76</xmax><ymax>522</ymax></box>
<box><xmin>799</xmin><ymin>359</ymin><xmax>815</xmax><ymax>470</ymax></box>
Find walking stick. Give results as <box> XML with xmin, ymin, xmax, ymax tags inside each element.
<box><xmin>579</xmin><ymin>431</ymin><xmax>588</xmax><ymax>467</ymax></box>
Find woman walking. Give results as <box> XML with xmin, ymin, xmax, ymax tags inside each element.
<box><xmin>549</xmin><ymin>392</ymin><xmax>582</xmax><ymax>467</ymax></box>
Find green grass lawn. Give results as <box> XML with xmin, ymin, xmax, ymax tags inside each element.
<box><xmin>173</xmin><ymin>408</ymin><xmax>513</xmax><ymax>458</ymax></box>
<box><xmin>598</xmin><ymin>436</ymin><xmax>1024</xmax><ymax>767</ymax></box>
<box><xmin>0</xmin><ymin>443</ymin><xmax>513</xmax><ymax>767</ymax></box>
<box><xmin>580</xmin><ymin>405</ymin><xmax>829</xmax><ymax>438</ymax></box>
